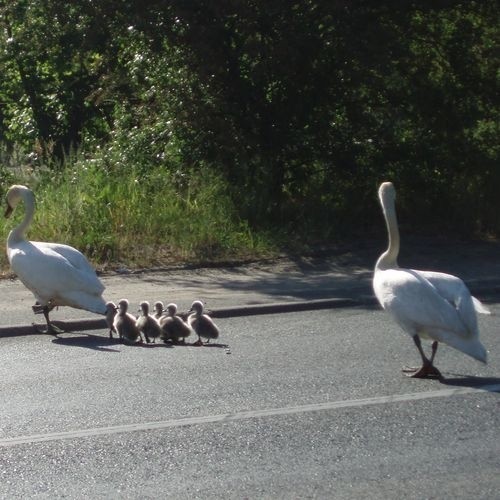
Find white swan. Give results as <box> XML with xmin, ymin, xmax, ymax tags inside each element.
<box><xmin>188</xmin><ymin>300</ymin><xmax>220</xmax><ymax>346</ymax></box>
<box><xmin>4</xmin><ymin>184</ymin><xmax>107</xmax><ymax>333</ymax></box>
<box><xmin>373</xmin><ymin>182</ymin><xmax>489</xmax><ymax>378</ymax></box>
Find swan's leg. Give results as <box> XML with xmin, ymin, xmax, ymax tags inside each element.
<box><xmin>192</xmin><ymin>335</ymin><xmax>203</xmax><ymax>346</ymax></box>
<box><xmin>43</xmin><ymin>307</ymin><xmax>65</xmax><ymax>335</ymax></box>
<box><xmin>402</xmin><ymin>335</ymin><xmax>426</xmax><ymax>372</ymax></box>
<box><xmin>429</xmin><ymin>341</ymin><xmax>439</xmax><ymax>364</ymax></box>
<box><xmin>403</xmin><ymin>335</ymin><xmax>441</xmax><ymax>378</ymax></box>
<box><xmin>32</xmin><ymin>307</ymin><xmax>64</xmax><ymax>335</ymax></box>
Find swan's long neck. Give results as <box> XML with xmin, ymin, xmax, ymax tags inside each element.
<box><xmin>8</xmin><ymin>189</ymin><xmax>35</xmax><ymax>244</ymax></box>
<box><xmin>375</xmin><ymin>192</ymin><xmax>400</xmax><ymax>271</ymax></box>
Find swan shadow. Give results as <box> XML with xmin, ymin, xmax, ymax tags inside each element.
<box><xmin>439</xmin><ymin>374</ymin><xmax>500</xmax><ymax>391</ymax></box>
<box><xmin>198</xmin><ymin>342</ymin><xmax>230</xmax><ymax>349</ymax></box>
<box><xmin>52</xmin><ymin>334</ymin><xmax>122</xmax><ymax>352</ymax></box>
<box><xmin>138</xmin><ymin>341</ymin><xmax>173</xmax><ymax>348</ymax></box>
<box><xmin>158</xmin><ymin>340</ymin><xmax>228</xmax><ymax>349</ymax></box>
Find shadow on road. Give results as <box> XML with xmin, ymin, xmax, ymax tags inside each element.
<box><xmin>52</xmin><ymin>334</ymin><xmax>123</xmax><ymax>352</ymax></box>
<box><xmin>200</xmin><ymin>342</ymin><xmax>230</xmax><ymax>349</ymax></box>
<box><xmin>439</xmin><ymin>374</ymin><xmax>500</xmax><ymax>391</ymax></box>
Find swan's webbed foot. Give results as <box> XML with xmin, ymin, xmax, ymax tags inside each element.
<box><xmin>402</xmin><ymin>363</ymin><xmax>442</xmax><ymax>379</ymax></box>
<box><xmin>32</xmin><ymin>322</ymin><xmax>65</xmax><ymax>336</ymax></box>
<box><xmin>33</xmin><ymin>306</ymin><xmax>64</xmax><ymax>336</ymax></box>
<box><xmin>192</xmin><ymin>338</ymin><xmax>203</xmax><ymax>346</ymax></box>
<box><xmin>402</xmin><ymin>366</ymin><xmax>420</xmax><ymax>373</ymax></box>
<box><xmin>406</xmin><ymin>336</ymin><xmax>441</xmax><ymax>378</ymax></box>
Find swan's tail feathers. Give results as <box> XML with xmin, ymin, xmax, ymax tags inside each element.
<box><xmin>62</xmin><ymin>292</ymin><xmax>108</xmax><ymax>315</ymax></box>
<box><xmin>89</xmin><ymin>298</ymin><xmax>108</xmax><ymax>316</ymax></box>
<box><xmin>439</xmin><ymin>330</ymin><xmax>488</xmax><ymax>364</ymax></box>
<box><xmin>472</xmin><ymin>296</ymin><xmax>491</xmax><ymax>315</ymax></box>
<box><xmin>468</xmin><ymin>341</ymin><xmax>488</xmax><ymax>364</ymax></box>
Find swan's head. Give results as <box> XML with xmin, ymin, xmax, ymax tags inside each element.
<box><xmin>4</xmin><ymin>185</ymin><xmax>33</xmax><ymax>218</ymax></box>
<box><xmin>154</xmin><ymin>301</ymin><xmax>164</xmax><ymax>315</ymax></box>
<box><xmin>117</xmin><ymin>299</ymin><xmax>129</xmax><ymax>314</ymax></box>
<box><xmin>105</xmin><ymin>302</ymin><xmax>117</xmax><ymax>324</ymax></box>
<box><xmin>139</xmin><ymin>301</ymin><xmax>150</xmax><ymax>315</ymax></box>
<box><xmin>189</xmin><ymin>300</ymin><xmax>204</xmax><ymax>315</ymax></box>
<box><xmin>105</xmin><ymin>301</ymin><xmax>117</xmax><ymax>312</ymax></box>
<box><xmin>378</xmin><ymin>182</ymin><xmax>396</xmax><ymax>207</ymax></box>
<box><xmin>166</xmin><ymin>303</ymin><xmax>178</xmax><ymax>316</ymax></box>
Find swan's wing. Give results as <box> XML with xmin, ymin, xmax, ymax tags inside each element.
<box><xmin>199</xmin><ymin>314</ymin><xmax>220</xmax><ymax>336</ymax></box>
<box><xmin>417</xmin><ymin>270</ymin><xmax>490</xmax><ymax>315</ymax></box>
<box><xmin>416</xmin><ymin>270</ymin><xmax>463</xmax><ymax>298</ymax></box>
<box><xmin>9</xmin><ymin>241</ymin><xmax>104</xmax><ymax>301</ymax></box>
<box><xmin>374</xmin><ymin>269</ymin><xmax>471</xmax><ymax>339</ymax></box>
<box><xmin>175</xmin><ymin>316</ymin><xmax>193</xmax><ymax>336</ymax></box>
<box><xmin>472</xmin><ymin>296</ymin><xmax>491</xmax><ymax>315</ymax></box>
<box><xmin>414</xmin><ymin>270</ymin><xmax>486</xmax><ymax>334</ymax></box>
<box><xmin>33</xmin><ymin>241</ymin><xmax>105</xmax><ymax>294</ymax></box>
<box><xmin>34</xmin><ymin>242</ymin><xmax>103</xmax><ymax>284</ymax></box>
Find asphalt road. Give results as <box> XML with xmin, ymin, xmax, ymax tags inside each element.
<box><xmin>1</xmin><ymin>239</ymin><xmax>500</xmax><ymax>499</ymax></box>
<box><xmin>0</xmin><ymin>305</ymin><xmax>499</xmax><ymax>499</ymax></box>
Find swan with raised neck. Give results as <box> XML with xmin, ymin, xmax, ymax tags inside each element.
<box><xmin>373</xmin><ymin>181</ymin><xmax>488</xmax><ymax>378</ymax></box>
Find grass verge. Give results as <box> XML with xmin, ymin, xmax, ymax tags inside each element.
<box><xmin>0</xmin><ymin>157</ymin><xmax>277</xmax><ymax>274</ymax></box>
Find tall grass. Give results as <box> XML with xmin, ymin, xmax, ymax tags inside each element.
<box><xmin>0</xmin><ymin>153</ymin><xmax>276</xmax><ymax>273</ymax></box>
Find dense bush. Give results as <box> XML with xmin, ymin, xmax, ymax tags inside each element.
<box><xmin>0</xmin><ymin>1</ymin><xmax>498</xmax><ymax>267</ymax></box>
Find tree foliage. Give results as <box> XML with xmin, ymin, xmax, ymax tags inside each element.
<box><xmin>1</xmin><ymin>0</ymin><xmax>499</xmax><ymax>241</ymax></box>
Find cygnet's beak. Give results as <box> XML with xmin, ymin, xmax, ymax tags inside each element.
<box><xmin>4</xmin><ymin>204</ymin><xmax>13</xmax><ymax>218</ymax></box>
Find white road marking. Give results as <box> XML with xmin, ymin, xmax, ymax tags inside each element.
<box><xmin>1</xmin><ymin>383</ymin><xmax>499</xmax><ymax>448</ymax></box>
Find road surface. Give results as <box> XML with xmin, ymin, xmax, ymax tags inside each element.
<box><xmin>0</xmin><ymin>305</ymin><xmax>498</xmax><ymax>499</ymax></box>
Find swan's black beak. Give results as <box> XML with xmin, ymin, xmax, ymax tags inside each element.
<box><xmin>4</xmin><ymin>204</ymin><xmax>13</xmax><ymax>218</ymax></box>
